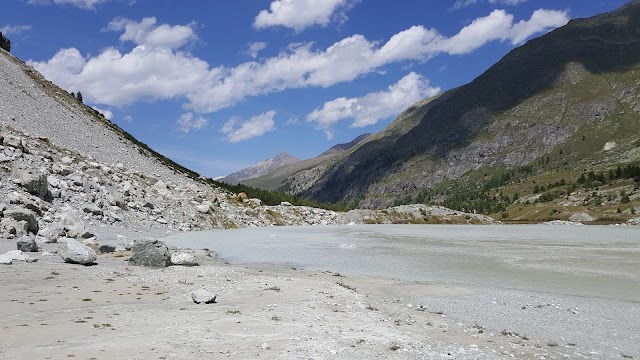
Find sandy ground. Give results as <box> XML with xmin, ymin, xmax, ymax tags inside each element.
<box><xmin>1</xmin><ymin>237</ymin><xmax>638</xmax><ymax>360</ymax></box>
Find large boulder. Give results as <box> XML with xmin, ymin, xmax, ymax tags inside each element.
<box><xmin>14</xmin><ymin>169</ymin><xmax>49</xmax><ymax>198</ymax></box>
<box><xmin>128</xmin><ymin>239</ymin><xmax>171</xmax><ymax>267</ymax></box>
<box><xmin>57</xmin><ymin>238</ymin><xmax>97</xmax><ymax>265</ymax></box>
<box><xmin>3</xmin><ymin>207</ymin><xmax>38</xmax><ymax>234</ymax></box>
<box><xmin>0</xmin><ymin>32</ymin><xmax>10</xmax><ymax>52</ymax></box>
<box><xmin>16</xmin><ymin>235</ymin><xmax>38</xmax><ymax>252</ymax></box>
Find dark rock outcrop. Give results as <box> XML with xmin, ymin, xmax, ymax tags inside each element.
<box><xmin>0</xmin><ymin>32</ymin><xmax>10</xmax><ymax>52</ymax></box>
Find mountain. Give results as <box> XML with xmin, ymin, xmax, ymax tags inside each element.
<box><xmin>220</xmin><ymin>152</ymin><xmax>300</xmax><ymax>184</ymax></box>
<box><xmin>274</xmin><ymin>2</ymin><xmax>640</xmax><ymax>220</ymax></box>
<box><xmin>242</xmin><ymin>133</ymin><xmax>371</xmax><ymax>191</ymax></box>
<box><xmin>0</xmin><ymin>47</ymin><xmax>364</xmax><ymax>234</ymax></box>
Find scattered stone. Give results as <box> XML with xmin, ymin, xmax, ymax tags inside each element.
<box><xmin>57</xmin><ymin>238</ymin><xmax>97</xmax><ymax>265</ymax></box>
<box><xmin>171</xmin><ymin>252</ymin><xmax>199</xmax><ymax>266</ymax></box>
<box><xmin>280</xmin><ymin>201</ymin><xmax>292</xmax><ymax>206</ymax></box>
<box><xmin>128</xmin><ymin>239</ymin><xmax>171</xmax><ymax>267</ymax></box>
<box><xmin>16</xmin><ymin>235</ymin><xmax>38</xmax><ymax>252</ymax></box>
<box><xmin>191</xmin><ymin>289</ymin><xmax>217</xmax><ymax>304</ymax></box>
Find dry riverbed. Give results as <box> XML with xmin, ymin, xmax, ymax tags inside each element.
<box><xmin>0</xmin><ymin>237</ymin><xmax>638</xmax><ymax>360</ymax></box>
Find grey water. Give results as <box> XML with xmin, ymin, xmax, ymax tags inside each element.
<box><xmin>164</xmin><ymin>224</ymin><xmax>640</xmax><ymax>302</ymax></box>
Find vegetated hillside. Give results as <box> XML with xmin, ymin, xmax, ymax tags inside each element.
<box><xmin>220</xmin><ymin>152</ymin><xmax>300</xmax><ymax>185</ymax></box>
<box><xmin>243</xmin><ymin>133</ymin><xmax>372</xmax><ymax>192</ymax></box>
<box><xmin>283</xmin><ymin>1</ymin><xmax>640</xmax><ymax>222</ymax></box>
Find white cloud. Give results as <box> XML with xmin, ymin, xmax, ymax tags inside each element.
<box><xmin>221</xmin><ymin>111</ymin><xmax>276</xmax><ymax>143</ymax></box>
<box><xmin>28</xmin><ymin>18</ymin><xmax>214</xmax><ymax>106</ymax></box>
<box><xmin>245</xmin><ymin>42</ymin><xmax>267</xmax><ymax>58</ymax></box>
<box><xmin>26</xmin><ymin>0</ymin><xmax>109</xmax><ymax>10</ymax></box>
<box><xmin>105</xmin><ymin>17</ymin><xmax>197</xmax><ymax>49</ymax></box>
<box><xmin>452</xmin><ymin>0</ymin><xmax>526</xmax><ymax>9</ymax></box>
<box><xmin>0</xmin><ymin>25</ymin><xmax>32</xmax><ymax>35</ymax></box>
<box><xmin>434</xmin><ymin>9</ymin><xmax>568</xmax><ymax>54</ymax></box>
<box><xmin>307</xmin><ymin>72</ymin><xmax>440</xmax><ymax>130</ymax></box>
<box><xmin>254</xmin><ymin>0</ymin><xmax>351</xmax><ymax>32</ymax></box>
<box><xmin>507</xmin><ymin>9</ymin><xmax>569</xmax><ymax>45</ymax></box>
<box><xmin>29</xmin><ymin>10</ymin><xmax>567</xmax><ymax>113</ymax></box>
<box><xmin>176</xmin><ymin>112</ymin><xmax>208</xmax><ymax>133</ymax></box>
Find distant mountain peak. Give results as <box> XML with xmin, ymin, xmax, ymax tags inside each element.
<box><xmin>221</xmin><ymin>152</ymin><xmax>300</xmax><ymax>184</ymax></box>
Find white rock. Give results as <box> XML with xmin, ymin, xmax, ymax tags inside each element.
<box><xmin>195</xmin><ymin>204</ymin><xmax>210</xmax><ymax>214</ymax></box>
<box><xmin>0</xmin><ymin>250</ymin><xmax>29</xmax><ymax>262</ymax></box>
<box><xmin>191</xmin><ymin>289</ymin><xmax>217</xmax><ymax>304</ymax></box>
<box><xmin>57</xmin><ymin>238</ymin><xmax>97</xmax><ymax>265</ymax></box>
<box><xmin>171</xmin><ymin>252</ymin><xmax>199</xmax><ymax>266</ymax></box>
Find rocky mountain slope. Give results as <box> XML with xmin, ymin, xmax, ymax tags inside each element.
<box><xmin>0</xmin><ymin>48</ymin><xmax>498</xmax><ymax>243</ymax></box>
<box><xmin>220</xmin><ymin>152</ymin><xmax>300</xmax><ymax>185</ymax></box>
<box><xmin>271</xmin><ymin>2</ymin><xmax>640</xmax><ymax>221</ymax></box>
<box><xmin>243</xmin><ymin>133</ymin><xmax>371</xmax><ymax>191</ymax></box>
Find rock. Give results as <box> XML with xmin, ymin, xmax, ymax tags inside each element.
<box><xmin>171</xmin><ymin>252</ymin><xmax>199</xmax><ymax>266</ymax></box>
<box><xmin>569</xmin><ymin>212</ymin><xmax>595</xmax><ymax>222</ymax></box>
<box><xmin>14</xmin><ymin>169</ymin><xmax>49</xmax><ymax>198</ymax></box>
<box><xmin>0</xmin><ymin>217</ymin><xmax>29</xmax><ymax>237</ymax></box>
<box><xmin>117</xmin><ymin>234</ymin><xmax>134</xmax><ymax>250</ymax></box>
<box><xmin>0</xmin><ymin>255</ymin><xmax>12</xmax><ymax>265</ymax></box>
<box><xmin>128</xmin><ymin>239</ymin><xmax>171</xmax><ymax>267</ymax></box>
<box><xmin>2</xmin><ymin>134</ymin><xmax>22</xmax><ymax>150</ymax></box>
<box><xmin>191</xmin><ymin>289</ymin><xmax>217</xmax><ymax>304</ymax></box>
<box><xmin>195</xmin><ymin>204</ymin><xmax>210</xmax><ymax>214</ymax></box>
<box><xmin>52</xmin><ymin>163</ymin><xmax>72</xmax><ymax>176</ymax></box>
<box><xmin>60</xmin><ymin>156</ymin><xmax>74</xmax><ymax>164</ymax></box>
<box><xmin>99</xmin><ymin>245</ymin><xmax>116</xmax><ymax>254</ymax></box>
<box><xmin>280</xmin><ymin>201</ymin><xmax>292</xmax><ymax>206</ymax></box>
<box><xmin>82</xmin><ymin>204</ymin><xmax>103</xmax><ymax>216</ymax></box>
<box><xmin>81</xmin><ymin>238</ymin><xmax>100</xmax><ymax>252</ymax></box>
<box><xmin>57</xmin><ymin>238</ymin><xmax>97</xmax><ymax>265</ymax></box>
<box><xmin>16</xmin><ymin>235</ymin><xmax>38</xmax><ymax>252</ymax></box>
<box><xmin>153</xmin><ymin>180</ymin><xmax>170</xmax><ymax>196</ymax></box>
<box><xmin>3</xmin><ymin>207</ymin><xmax>38</xmax><ymax>234</ymax></box>
<box><xmin>1</xmin><ymin>250</ymin><xmax>29</xmax><ymax>262</ymax></box>
<box><xmin>156</xmin><ymin>217</ymin><xmax>168</xmax><ymax>224</ymax></box>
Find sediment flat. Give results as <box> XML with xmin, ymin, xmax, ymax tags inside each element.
<box><xmin>1</xmin><ymin>236</ymin><xmax>638</xmax><ymax>360</ymax></box>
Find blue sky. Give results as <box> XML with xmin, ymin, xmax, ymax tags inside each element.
<box><xmin>2</xmin><ymin>0</ymin><xmax>628</xmax><ymax>177</ymax></box>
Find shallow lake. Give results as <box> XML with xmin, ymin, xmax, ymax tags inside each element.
<box><xmin>164</xmin><ymin>224</ymin><xmax>640</xmax><ymax>302</ymax></box>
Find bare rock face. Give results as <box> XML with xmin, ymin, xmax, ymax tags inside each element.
<box><xmin>0</xmin><ymin>32</ymin><xmax>10</xmax><ymax>52</ymax></box>
<box><xmin>128</xmin><ymin>239</ymin><xmax>171</xmax><ymax>268</ymax></box>
<box><xmin>57</xmin><ymin>238</ymin><xmax>97</xmax><ymax>265</ymax></box>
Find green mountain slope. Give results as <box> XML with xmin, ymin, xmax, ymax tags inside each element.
<box><xmin>290</xmin><ymin>2</ymin><xmax>640</xmax><ymax>221</ymax></box>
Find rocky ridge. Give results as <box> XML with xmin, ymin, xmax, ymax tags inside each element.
<box><xmin>221</xmin><ymin>152</ymin><xmax>300</xmax><ymax>184</ymax></box>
